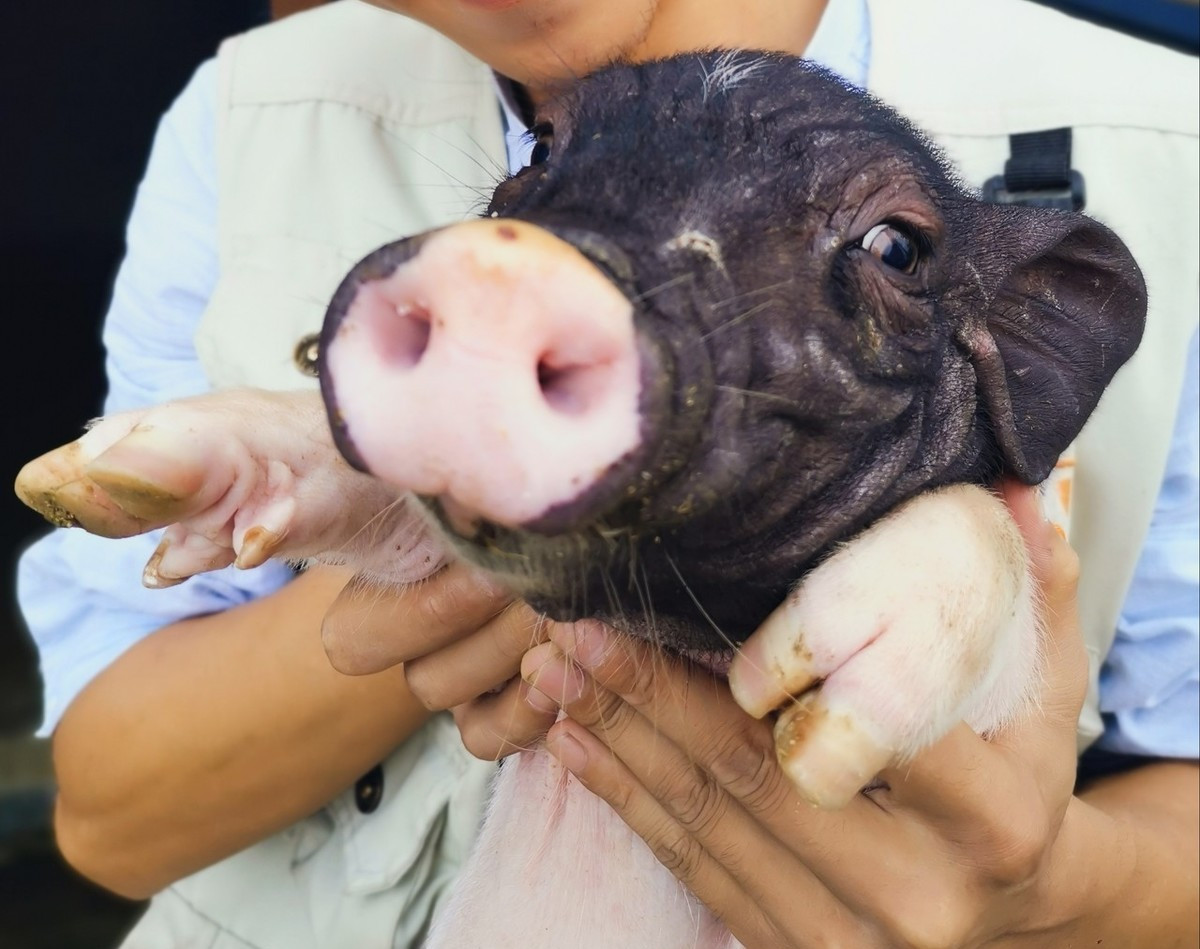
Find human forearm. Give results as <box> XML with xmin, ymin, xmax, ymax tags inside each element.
<box><xmin>1075</xmin><ymin>761</ymin><xmax>1198</xmax><ymax>946</ymax></box>
<box><xmin>51</xmin><ymin>567</ymin><xmax>428</xmax><ymax>899</ymax></box>
<box><xmin>1016</xmin><ymin>761</ymin><xmax>1200</xmax><ymax>948</ymax></box>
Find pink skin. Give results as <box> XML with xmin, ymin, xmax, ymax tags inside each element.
<box><xmin>424</xmin><ymin>736</ymin><xmax>740</xmax><ymax>949</ymax></box>
<box><xmin>18</xmin><ymin>391</ymin><xmax>1036</xmax><ymax>948</ymax></box>
<box><xmin>325</xmin><ymin>220</ymin><xmax>643</xmax><ymax>527</ymax></box>
<box><xmin>17</xmin><ymin>2</ymin><xmax>1098</xmax><ymax>942</ymax></box>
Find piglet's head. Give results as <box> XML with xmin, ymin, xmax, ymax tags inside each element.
<box><xmin>320</xmin><ymin>52</ymin><xmax>1145</xmax><ymax>647</ymax></box>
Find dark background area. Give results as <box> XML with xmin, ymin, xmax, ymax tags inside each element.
<box><xmin>0</xmin><ymin>2</ymin><xmax>1195</xmax><ymax>947</ymax></box>
<box><xmin>1044</xmin><ymin>0</ymin><xmax>1200</xmax><ymax>50</ymax></box>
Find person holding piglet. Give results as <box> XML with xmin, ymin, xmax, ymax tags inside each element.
<box><xmin>18</xmin><ymin>0</ymin><xmax>1198</xmax><ymax>946</ymax></box>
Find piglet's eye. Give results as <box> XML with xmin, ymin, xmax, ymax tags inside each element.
<box><xmin>528</xmin><ymin>122</ymin><xmax>554</xmax><ymax>166</ymax></box>
<box><xmin>861</xmin><ymin>222</ymin><xmax>919</xmax><ymax>274</ymax></box>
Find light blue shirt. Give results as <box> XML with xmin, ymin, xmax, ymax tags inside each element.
<box><xmin>17</xmin><ymin>2</ymin><xmax>1198</xmax><ymax>760</ymax></box>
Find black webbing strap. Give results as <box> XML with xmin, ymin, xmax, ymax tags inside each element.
<box><xmin>1006</xmin><ymin>128</ymin><xmax>1073</xmax><ymax>191</ymax></box>
<box><xmin>983</xmin><ymin>127</ymin><xmax>1086</xmax><ymax>211</ymax></box>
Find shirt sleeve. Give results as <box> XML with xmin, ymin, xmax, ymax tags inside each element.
<box><xmin>1095</xmin><ymin>325</ymin><xmax>1200</xmax><ymax>759</ymax></box>
<box><xmin>17</xmin><ymin>58</ymin><xmax>294</xmax><ymax>737</ymax></box>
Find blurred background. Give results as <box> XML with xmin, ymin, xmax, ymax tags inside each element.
<box><xmin>0</xmin><ymin>1</ymin><xmax>1195</xmax><ymax>946</ymax></box>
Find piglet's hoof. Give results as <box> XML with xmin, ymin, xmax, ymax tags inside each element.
<box><xmin>16</xmin><ymin>409</ymin><xmax>220</xmax><ymax>535</ymax></box>
<box><xmin>16</xmin><ymin>439</ymin><xmax>158</xmax><ymax>538</ymax></box>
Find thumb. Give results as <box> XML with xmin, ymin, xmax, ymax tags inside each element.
<box><xmin>997</xmin><ymin>479</ymin><xmax>1081</xmax><ymax>620</ymax></box>
<box><xmin>995</xmin><ymin>479</ymin><xmax>1088</xmax><ymax>748</ymax></box>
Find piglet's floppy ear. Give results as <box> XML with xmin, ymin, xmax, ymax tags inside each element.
<box><xmin>958</xmin><ymin>206</ymin><xmax>1146</xmax><ymax>483</ymax></box>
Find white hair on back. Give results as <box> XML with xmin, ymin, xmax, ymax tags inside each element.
<box><xmin>699</xmin><ymin>50</ymin><xmax>770</xmax><ymax>102</ymax></box>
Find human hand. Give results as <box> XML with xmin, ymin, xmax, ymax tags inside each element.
<box><xmin>321</xmin><ymin>562</ymin><xmax>560</xmax><ymax>758</ymax></box>
<box><xmin>521</xmin><ymin>482</ymin><xmax>1093</xmax><ymax>947</ymax></box>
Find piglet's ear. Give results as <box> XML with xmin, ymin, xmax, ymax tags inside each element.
<box><xmin>958</xmin><ymin>206</ymin><xmax>1146</xmax><ymax>483</ymax></box>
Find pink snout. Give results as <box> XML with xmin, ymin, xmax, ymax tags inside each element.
<box><xmin>323</xmin><ymin>220</ymin><xmax>643</xmax><ymax>528</ymax></box>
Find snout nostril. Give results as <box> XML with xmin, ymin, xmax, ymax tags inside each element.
<box><xmin>538</xmin><ymin>360</ymin><xmax>604</xmax><ymax>415</ymax></box>
<box><xmin>379</xmin><ymin>302</ymin><xmax>432</xmax><ymax>368</ymax></box>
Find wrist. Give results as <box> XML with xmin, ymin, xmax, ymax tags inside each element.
<box><xmin>1022</xmin><ymin>795</ymin><xmax>1135</xmax><ymax>937</ymax></box>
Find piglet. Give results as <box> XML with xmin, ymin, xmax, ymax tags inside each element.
<box><xmin>17</xmin><ymin>53</ymin><xmax>1145</xmax><ymax>948</ymax></box>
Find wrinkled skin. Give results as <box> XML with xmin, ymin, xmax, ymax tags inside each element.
<box><xmin>322</xmin><ymin>53</ymin><xmax>1145</xmax><ymax>652</ymax></box>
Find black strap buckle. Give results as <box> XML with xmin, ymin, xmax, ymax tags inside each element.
<box><xmin>983</xmin><ymin>127</ymin><xmax>1086</xmax><ymax>212</ymax></box>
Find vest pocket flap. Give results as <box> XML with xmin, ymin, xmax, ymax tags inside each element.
<box><xmin>329</xmin><ymin>714</ymin><xmax>481</xmax><ymax>896</ymax></box>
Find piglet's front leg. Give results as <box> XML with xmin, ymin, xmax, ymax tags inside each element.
<box><xmin>731</xmin><ymin>484</ymin><xmax>1040</xmax><ymax>808</ymax></box>
<box><xmin>15</xmin><ymin>388</ymin><xmax>448</xmax><ymax>587</ymax></box>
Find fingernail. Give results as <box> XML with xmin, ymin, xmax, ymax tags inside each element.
<box><xmin>727</xmin><ymin>658</ymin><xmax>778</xmax><ymax>719</ymax></box>
<box><xmin>522</xmin><ymin>646</ymin><xmax>564</xmax><ymax>713</ymax></box>
<box><xmin>523</xmin><ymin>644</ymin><xmax>585</xmax><ymax>709</ymax></box>
<box><xmin>551</xmin><ymin>619</ymin><xmax>611</xmax><ymax>669</ymax></box>
<box><xmin>547</xmin><ymin>731</ymin><xmax>588</xmax><ymax>772</ymax></box>
<box><xmin>523</xmin><ymin>680</ymin><xmax>559</xmax><ymax>714</ymax></box>
<box><xmin>472</xmin><ymin>571</ymin><xmax>512</xmax><ymax>600</ymax></box>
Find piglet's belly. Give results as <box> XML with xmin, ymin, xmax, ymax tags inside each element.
<box><xmin>426</xmin><ymin>747</ymin><xmax>740</xmax><ymax>949</ymax></box>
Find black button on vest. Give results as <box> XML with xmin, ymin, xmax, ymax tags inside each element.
<box><xmin>354</xmin><ymin>763</ymin><xmax>385</xmax><ymax>814</ymax></box>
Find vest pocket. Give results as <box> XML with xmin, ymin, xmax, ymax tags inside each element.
<box><xmin>326</xmin><ymin>713</ymin><xmax>483</xmax><ymax>898</ymax></box>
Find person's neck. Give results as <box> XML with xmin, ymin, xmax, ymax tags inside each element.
<box><xmin>519</xmin><ymin>0</ymin><xmax>829</xmax><ymax>114</ymax></box>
